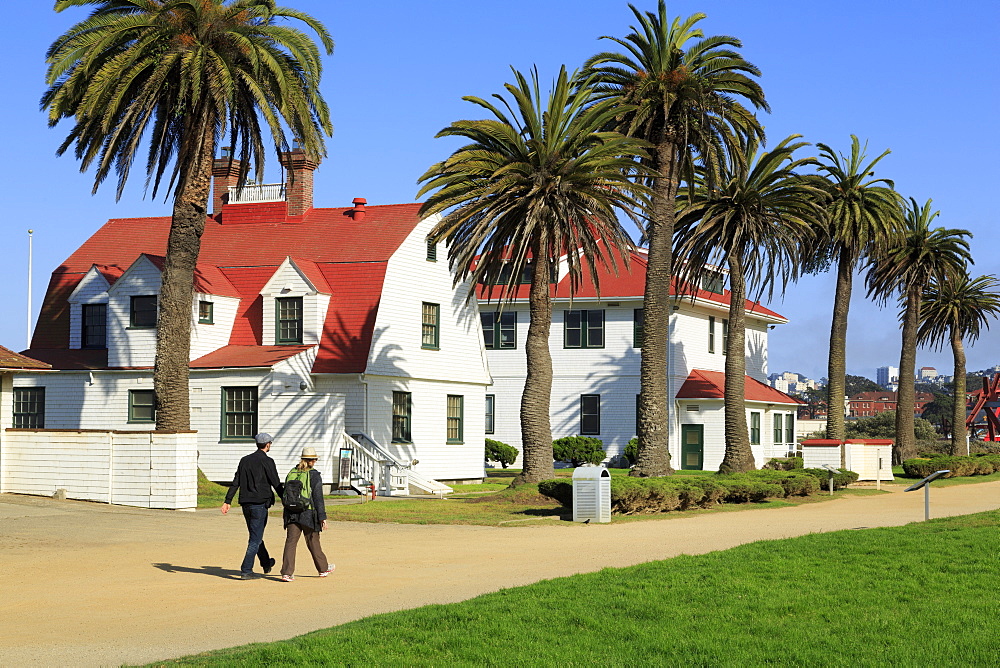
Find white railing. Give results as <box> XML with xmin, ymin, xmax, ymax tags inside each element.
<box><xmin>342</xmin><ymin>432</ymin><xmax>408</xmax><ymax>496</ymax></box>
<box><xmin>228</xmin><ymin>183</ymin><xmax>285</xmax><ymax>204</ymax></box>
<box><xmin>342</xmin><ymin>432</ymin><xmax>451</xmax><ymax>497</ymax></box>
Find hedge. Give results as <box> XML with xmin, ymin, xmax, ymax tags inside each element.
<box><xmin>902</xmin><ymin>454</ymin><xmax>1000</xmax><ymax>479</ymax></box>
<box><xmin>538</xmin><ymin>467</ymin><xmax>856</xmax><ymax>515</ymax></box>
<box><xmin>552</xmin><ymin>436</ymin><xmax>606</xmax><ymax>467</ymax></box>
<box><xmin>485</xmin><ymin>439</ymin><xmax>518</xmax><ymax>469</ymax></box>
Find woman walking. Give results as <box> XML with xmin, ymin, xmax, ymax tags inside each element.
<box><xmin>280</xmin><ymin>447</ymin><xmax>334</xmax><ymax>582</ymax></box>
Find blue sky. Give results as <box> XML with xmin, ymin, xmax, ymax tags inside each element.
<box><xmin>2</xmin><ymin>1</ymin><xmax>998</xmax><ymax>381</ymax></box>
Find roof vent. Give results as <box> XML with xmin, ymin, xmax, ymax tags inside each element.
<box><xmin>352</xmin><ymin>197</ymin><xmax>367</xmax><ymax>221</ymax></box>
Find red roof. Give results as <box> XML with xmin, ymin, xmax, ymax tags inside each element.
<box><xmin>0</xmin><ymin>345</ymin><xmax>51</xmax><ymax>370</ymax></box>
<box><xmin>675</xmin><ymin>369</ymin><xmax>802</xmax><ymax>405</ymax></box>
<box><xmin>190</xmin><ymin>345</ymin><xmax>314</xmax><ymax>369</ymax></box>
<box><xmin>476</xmin><ymin>248</ymin><xmax>785</xmax><ymax>321</ymax></box>
<box><xmin>31</xmin><ymin>203</ymin><xmax>421</xmax><ymax>373</ymax></box>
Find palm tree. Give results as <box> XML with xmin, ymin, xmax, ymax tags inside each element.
<box><xmin>866</xmin><ymin>199</ymin><xmax>972</xmax><ymax>462</ymax></box>
<box><xmin>918</xmin><ymin>273</ymin><xmax>1000</xmax><ymax>454</ymax></box>
<box><xmin>813</xmin><ymin>137</ymin><xmax>904</xmax><ymax>450</ymax></box>
<box><xmin>42</xmin><ymin>0</ymin><xmax>333</xmax><ymax>430</ymax></box>
<box><xmin>418</xmin><ymin>67</ymin><xmax>650</xmax><ymax>486</ymax></box>
<box><xmin>674</xmin><ymin>136</ymin><xmax>823</xmax><ymax>473</ymax></box>
<box><xmin>584</xmin><ymin>1</ymin><xmax>768</xmax><ymax>477</ymax></box>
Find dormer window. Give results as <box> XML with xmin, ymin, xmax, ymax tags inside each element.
<box><xmin>276</xmin><ymin>297</ymin><xmax>303</xmax><ymax>344</ymax></box>
<box><xmin>130</xmin><ymin>296</ymin><xmax>157</xmax><ymax>328</ymax></box>
<box><xmin>82</xmin><ymin>304</ymin><xmax>107</xmax><ymax>348</ymax></box>
<box><xmin>198</xmin><ymin>301</ymin><xmax>214</xmax><ymax>325</ymax></box>
<box><xmin>701</xmin><ymin>271</ymin><xmax>725</xmax><ymax>294</ymax></box>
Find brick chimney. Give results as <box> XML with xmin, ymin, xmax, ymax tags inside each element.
<box><xmin>211</xmin><ymin>148</ymin><xmax>242</xmax><ymax>216</ymax></box>
<box><xmin>280</xmin><ymin>148</ymin><xmax>319</xmax><ymax>217</ymax></box>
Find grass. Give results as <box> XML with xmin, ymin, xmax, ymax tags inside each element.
<box><xmin>148</xmin><ymin>510</ymin><xmax>1000</xmax><ymax>667</ymax></box>
<box><xmin>197</xmin><ymin>470</ymin><xmax>228</xmax><ymax>509</ymax></box>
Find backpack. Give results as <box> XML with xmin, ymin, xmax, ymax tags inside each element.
<box><xmin>282</xmin><ymin>468</ymin><xmax>312</xmax><ymax>513</ymax></box>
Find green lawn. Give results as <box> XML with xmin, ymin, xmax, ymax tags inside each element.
<box><xmin>148</xmin><ymin>510</ymin><xmax>1000</xmax><ymax>666</ymax></box>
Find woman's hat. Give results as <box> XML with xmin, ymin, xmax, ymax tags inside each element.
<box><xmin>301</xmin><ymin>446</ymin><xmax>319</xmax><ymax>460</ymax></box>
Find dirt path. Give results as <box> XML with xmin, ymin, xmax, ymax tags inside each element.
<box><xmin>2</xmin><ymin>482</ymin><xmax>998</xmax><ymax>667</ymax></box>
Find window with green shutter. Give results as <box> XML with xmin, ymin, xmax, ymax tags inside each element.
<box><xmin>485</xmin><ymin>394</ymin><xmax>495</xmax><ymax>434</ymax></box>
<box><xmin>633</xmin><ymin>308</ymin><xmax>644</xmax><ymax>348</ymax></box>
<box><xmin>749</xmin><ymin>411</ymin><xmax>761</xmax><ymax>445</ymax></box>
<box><xmin>708</xmin><ymin>315</ymin><xmax>716</xmax><ymax>354</ymax></box>
<box><xmin>773</xmin><ymin>413</ymin><xmax>783</xmax><ymax>444</ymax></box>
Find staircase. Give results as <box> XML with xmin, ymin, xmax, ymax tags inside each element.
<box><xmin>341</xmin><ymin>432</ymin><xmax>452</xmax><ymax>497</ymax></box>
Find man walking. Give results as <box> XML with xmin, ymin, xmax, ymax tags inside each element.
<box><xmin>221</xmin><ymin>433</ymin><xmax>284</xmax><ymax>580</ymax></box>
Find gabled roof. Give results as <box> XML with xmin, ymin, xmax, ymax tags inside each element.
<box><xmin>475</xmin><ymin>247</ymin><xmax>786</xmax><ymax>322</ymax></box>
<box><xmin>675</xmin><ymin>369</ymin><xmax>803</xmax><ymax>405</ymax></box>
<box><xmin>31</xmin><ymin>203</ymin><xmax>421</xmax><ymax>373</ymax></box>
<box><xmin>0</xmin><ymin>346</ymin><xmax>51</xmax><ymax>370</ymax></box>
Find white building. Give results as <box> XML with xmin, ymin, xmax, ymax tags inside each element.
<box><xmin>15</xmin><ymin>152</ymin><xmax>490</xmax><ymax>489</ymax></box>
<box><xmin>877</xmin><ymin>365</ymin><xmax>899</xmax><ymax>388</ymax></box>
<box><xmin>480</xmin><ymin>249</ymin><xmax>802</xmax><ymax>470</ymax></box>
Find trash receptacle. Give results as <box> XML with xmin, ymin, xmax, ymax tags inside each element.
<box><xmin>573</xmin><ymin>466</ymin><xmax>611</xmax><ymax>523</ymax></box>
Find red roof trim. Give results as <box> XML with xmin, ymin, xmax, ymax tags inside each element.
<box><xmin>675</xmin><ymin>369</ymin><xmax>802</xmax><ymax>404</ymax></box>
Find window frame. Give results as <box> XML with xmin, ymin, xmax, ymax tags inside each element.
<box><xmin>481</xmin><ymin>311</ymin><xmax>517</xmax><ymax>350</ymax></box>
<box><xmin>81</xmin><ymin>303</ymin><xmax>107</xmax><ymax>349</ymax></box>
<box><xmin>785</xmin><ymin>414</ymin><xmax>795</xmax><ymax>445</ymax></box>
<box><xmin>633</xmin><ymin>308</ymin><xmax>644</xmax><ymax>348</ymax></box>
<box><xmin>708</xmin><ymin>315</ymin><xmax>716</xmax><ymax>354</ymax></box>
<box><xmin>129</xmin><ymin>295</ymin><xmax>157</xmax><ymax>329</ymax></box>
<box><xmin>485</xmin><ymin>394</ymin><xmax>495</xmax><ymax>435</ymax></box>
<box><xmin>275</xmin><ymin>296</ymin><xmax>304</xmax><ymax>344</ymax></box>
<box><xmin>422</xmin><ymin>302</ymin><xmax>440</xmax><ymax>350</ymax></box>
<box><xmin>392</xmin><ymin>391</ymin><xmax>412</xmax><ymax>443</ymax></box>
<box><xmin>722</xmin><ymin>319</ymin><xmax>729</xmax><ymax>356</ymax></box>
<box><xmin>563</xmin><ymin>309</ymin><xmax>605</xmax><ymax>349</ymax></box>
<box><xmin>220</xmin><ymin>386</ymin><xmax>258</xmax><ymax>441</ymax></box>
<box><xmin>198</xmin><ymin>300</ymin><xmax>214</xmax><ymax>325</ymax></box>
<box><xmin>447</xmin><ymin>394</ymin><xmax>464</xmax><ymax>444</ymax></box>
<box><xmin>13</xmin><ymin>387</ymin><xmax>45</xmax><ymax>429</ymax></box>
<box><xmin>128</xmin><ymin>389</ymin><xmax>156</xmax><ymax>424</ymax></box>
<box><xmin>426</xmin><ymin>238</ymin><xmax>437</xmax><ymax>262</ymax></box>
<box><xmin>580</xmin><ymin>394</ymin><xmax>601</xmax><ymax>435</ymax></box>
<box><xmin>749</xmin><ymin>411</ymin><xmax>761</xmax><ymax>445</ymax></box>
<box><xmin>773</xmin><ymin>413</ymin><xmax>783</xmax><ymax>444</ymax></box>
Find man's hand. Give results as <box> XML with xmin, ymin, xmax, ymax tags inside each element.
<box><xmin>221</xmin><ymin>503</ymin><xmax>230</xmax><ymax>515</ymax></box>
<box><xmin>321</xmin><ymin>519</ymin><xmax>328</xmax><ymax>530</ymax></box>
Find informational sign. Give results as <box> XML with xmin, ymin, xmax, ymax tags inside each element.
<box><xmin>338</xmin><ymin>448</ymin><xmax>353</xmax><ymax>489</ymax></box>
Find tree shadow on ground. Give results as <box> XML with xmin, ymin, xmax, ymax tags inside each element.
<box><xmin>151</xmin><ymin>563</ymin><xmax>251</xmax><ymax>580</ymax></box>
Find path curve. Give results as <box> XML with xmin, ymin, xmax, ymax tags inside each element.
<box><xmin>1</xmin><ymin>481</ymin><xmax>998</xmax><ymax>667</ymax></box>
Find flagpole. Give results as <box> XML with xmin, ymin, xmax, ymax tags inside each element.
<box><xmin>26</xmin><ymin>229</ymin><xmax>33</xmax><ymax>349</ymax></box>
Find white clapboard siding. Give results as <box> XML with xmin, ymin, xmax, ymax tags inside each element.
<box><xmin>0</xmin><ymin>430</ymin><xmax>197</xmax><ymax>510</ymax></box>
<box><xmin>106</xmin><ymin>255</ymin><xmax>162</xmax><ymax>368</ymax></box>
<box><xmin>190</xmin><ymin>293</ymin><xmax>242</xmax><ymax>360</ymax></box>
<box><xmin>67</xmin><ymin>266</ymin><xmax>112</xmax><ymax>350</ymax></box>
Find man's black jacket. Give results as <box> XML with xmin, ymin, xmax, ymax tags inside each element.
<box><xmin>224</xmin><ymin>449</ymin><xmax>284</xmax><ymax>506</ymax></box>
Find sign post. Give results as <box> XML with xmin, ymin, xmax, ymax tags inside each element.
<box><xmin>904</xmin><ymin>470</ymin><xmax>950</xmax><ymax>521</ymax></box>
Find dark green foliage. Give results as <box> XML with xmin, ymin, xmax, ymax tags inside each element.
<box><xmin>552</xmin><ymin>436</ymin><xmax>606</xmax><ymax>467</ymax></box>
<box><xmin>485</xmin><ymin>439</ymin><xmax>518</xmax><ymax>469</ymax></box>
<box><xmin>801</xmin><ymin>468</ymin><xmax>860</xmax><ymax>490</ymax></box>
<box><xmin>762</xmin><ymin>456</ymin><xmax>803</xmax><ymax>471</ymax></box>
<box><xmin>537</xmin><ymin>480</ymin><xmax>573</xmax><ymax>506</ymax></box>
<box><xmin>846</xmin><ymin>410</ymin><xmax>937</xmax><ymax>440</ymax></box>
<box><xmin>538</xmin><ymin>469</ymin><xmax>837</xmax><ymax>515</ymax></box>
<box><xmin>902</xmin><ymin>454</ymin><xmax>1000</xmax><ymax>479</ymax></box>
<box><xmin>624</xmin><ymin>437</ymin><xmax>638</xmax><ymax>465</ymax></box>
<box><xmin>845</xmin><ymin>374</ymin><xmax>883</xmax><ymax>395</ymax></box>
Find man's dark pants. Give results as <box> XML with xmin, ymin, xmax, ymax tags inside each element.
<box><xmin>240</xmin><ymin>503</ymin><xmax>271</xmax><ymax>575</ymax></box>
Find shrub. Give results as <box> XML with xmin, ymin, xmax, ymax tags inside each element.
<box><xmin>552</xmin><ymin>436</ymin><xmax>606</xmax><ymax>467</ymax></box>
<box><xmin>485</xmin><ymin>438</ymin><xmax>519</xmax><ymax>469</ymax></box>
<box><xmin>716</xmin><ymin>478</ymin><xmax>784</xmax><ymax>503</ymax></box>
<box><xmin>902</xmin><ymin>454</ymin><xmax>1000</xmax><ymax>479</ymax></box>
<box><xmin>624</xmin><ymin>437</ymin><xmax>638</xmax><ymax>465</ymax></box>
<box><xmin>537</xmin><ymin>479</ymin><xmax>573</xmax><ymax>506</ymax></box>
<box><xmin>802</xmin><ymin>467</ymin><xmax>859</xmax><ymax>490</ymax></box>
<box><xmin>762</xmin><ymin>456</ymin><xmax>803</xmax><ymax>471</ymax></box>
<box><xmin>747</xmin><ymin>469</ymin><xmax>819</xmax><ymax>496</ymax></box>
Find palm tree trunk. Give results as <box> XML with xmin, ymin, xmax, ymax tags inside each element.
<box><xmin>894</xmin><ymin>286</ymin><xmax>921</xmax><ymax>462</ymax></box>
<box><xmin>154</xmin><ymin>124</ymin><xmax>214</xmax><ymax>431</ymax></box>
<box><xmin>950</xmin><ymin>325</ymin><xmax>968</xmax><ymax>456</ymax></box>
<box><xmin>826</xmin><ymin>249</ymin><xmax>852</xmax><ymax>466</ymax></box>
<box><xmin>513</xmin><ymin>236</ymin><xmax>555</xmax><ymax>486</ymax></box>
<box><xmin>719</xmin><ymin>254</ymin><xmax>754</xmax><ymax>473</ymax></box>
<box><xmin>633</xmin><ymin>139</ymin><xmax>677</xmax><ymax>477</ymax></box>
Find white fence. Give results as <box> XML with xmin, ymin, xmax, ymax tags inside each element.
<box><xmin>0</xmin><ymin>429</ymin><xmax>198</xmax><ymax>510</ymax></box>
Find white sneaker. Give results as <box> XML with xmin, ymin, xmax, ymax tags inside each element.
<box><xmin>318</xmin><ymin>565</ymin><xmax>335</xmax><ymax>577</ymax></box>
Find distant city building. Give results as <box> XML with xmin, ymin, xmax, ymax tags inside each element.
<box><xmin>848</xmin><ymin>391</ymin><xmax>935</xmax><ymax>418</ymax></box>
<box><xmin>768</xmin><ymin>371</ymin><xmax>818</xmax><ymax>396</ymax></box>
<box><xmin>919</xmin><ymin>367</ymin><xmax>938</xmax><ymax>381</ymax></box>
<box><xmin>876</xmin><ymin>365</ymin><xmax>899</xmax><ymax>388</ymax></box>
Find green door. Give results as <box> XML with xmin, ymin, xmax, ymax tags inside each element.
<box><xmin>680</xmin><ymin>424</ymin><xmax>704</xmax><ymax>470</ymax></box>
